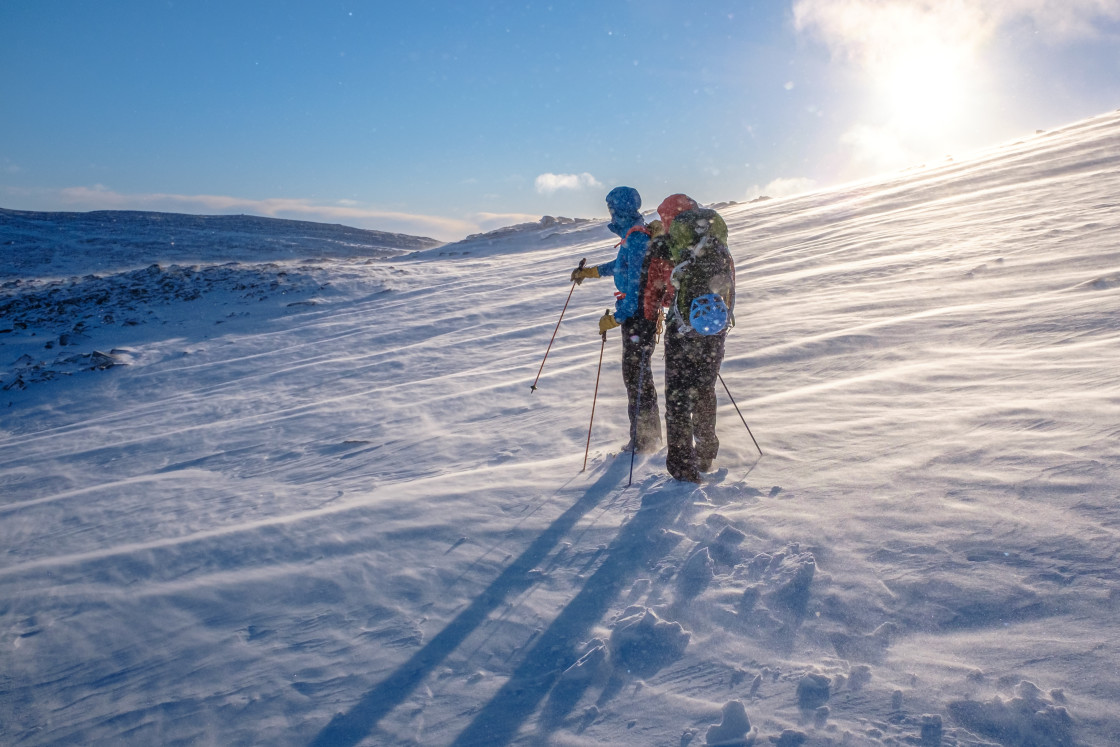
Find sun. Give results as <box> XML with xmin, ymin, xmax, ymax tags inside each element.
<box><xmin>876</xmin><ymin>42</ymin><xmax>971</xmax><ymax>136</ymax></box>
<box><xmin>878</xmin><ymin>42</ymin><xmax>967</xmax><ymax>134</ymax></box>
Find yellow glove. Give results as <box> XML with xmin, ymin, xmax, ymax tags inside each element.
<box><xmin>599</xmin><ymin>311</ymin><xmax>620</xmax><ymax>335</ymax></box>
<box><xmin>571</xmin><ymin>265</ymin><xmax>599</xmax><ymax>285</ymax></box>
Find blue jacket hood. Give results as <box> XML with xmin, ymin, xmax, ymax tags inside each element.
<box><xmin>606</xmin><ymin>186</ymin><xmax>643</xmax><ymax>237</ymax></box>
<box><xmin>594</xmin><ymin>186</ymin><xmax>650</xmax><ymax>323</ymax></box>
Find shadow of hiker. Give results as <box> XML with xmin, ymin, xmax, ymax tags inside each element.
<box><xmin>448</xmin><ymin>480</ymin><xmax>696</xmax><ymax>746</ymax></box>
<box><xmin>308</xmin><ymin>459</ymin><xmax>630</xmax><ymax>747</ymax></box>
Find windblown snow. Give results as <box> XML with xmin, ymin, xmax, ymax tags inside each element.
<box><xmin>3</xmin><ymin>109</ymin><xmax>1120</xmax><ymax>746</ymax></box>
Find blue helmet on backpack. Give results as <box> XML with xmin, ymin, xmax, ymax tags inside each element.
<box><xmin>689</xmin><ymin>293</ymin><xmax>729</xmax><ymax>335</ymax></box>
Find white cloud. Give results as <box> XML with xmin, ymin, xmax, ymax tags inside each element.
<box><xmin>534</xmin><ymin>172</ymin><xmax>603</xmax><ymax>195</ymax></box>
<box><xmin>794</xmin><ymin>1</ymin><xmax>986</xmax><ymax>69</ymax></box>
<box><xmin>793</xmin><ymin>0</ymin><xmax>1120</xmax><ymax>56</ymax></box>
<box><xmin>994</xmin><ymin>0</ymin><xmax>1120</xmax><ymax>40</ymax></box>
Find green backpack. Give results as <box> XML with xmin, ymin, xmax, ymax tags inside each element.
<box><xmin>666</xmin><ymin>208</ymin><xmax>736</xmax><ymax>335</ymax></box>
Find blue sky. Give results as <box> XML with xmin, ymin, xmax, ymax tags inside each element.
<box><xmin>3</xmin><ymin>1</ymin><xmax>1120</xmax><ymax>242</ymax></box>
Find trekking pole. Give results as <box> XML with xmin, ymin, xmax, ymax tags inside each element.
<box><xmin>628</xmin><ymin>352</ymin><xmax>647</xmax><ymax>487</ymax></box>
<box><xmin>582</xmin><ymin>313</ymin><xmax>609</xmax><ymax>472</ymax></box>
<box><xmin>531</xmin><ymin>258</ymin><xmax>585</xmax><ymax>393</ymax></box>
<box><xmin>718</xmin><ymin>373</ymin><xmax>763</xmax><ymax>456</ymax></box>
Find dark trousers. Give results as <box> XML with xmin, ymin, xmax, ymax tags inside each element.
<box><xmin>664</xmin><ymin>326</ymin><xmax>725</xmax><ymax>479</ymax></box>
<box><xmin>621</xmin><ymin>316</ymin><xmax>661</xmax><ymax>450</ymax></box>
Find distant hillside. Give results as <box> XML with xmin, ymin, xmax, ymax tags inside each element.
<box><xmin>0</xmin><ymin>208</ymin><xmax>444</xmax><ymax>278</ymax></box>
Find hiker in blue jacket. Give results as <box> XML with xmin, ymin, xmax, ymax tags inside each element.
<box><xmin>570</xmin><ymin>186</ymin><xmax>662</xmax><ymax>452</ymax></box>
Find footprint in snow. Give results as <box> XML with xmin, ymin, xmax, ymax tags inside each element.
<box><xmin>948</xmin><ymin>680</ymin><xmax>1073</xmax><ymax>746</ymax></box>
<box><xmin>829</xmin><ymin>622</ymin><xmax>898</xmax><ymax>663</ymax></box>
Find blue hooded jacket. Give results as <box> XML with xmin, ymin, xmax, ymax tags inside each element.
<box><xmin>595</xmin><ymin>186</ymin><xmax>649</xmax><ymax>323</ymax></box>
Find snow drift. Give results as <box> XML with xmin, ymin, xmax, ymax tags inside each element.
<box><xmin>2</xmin><ymin>108</ymin><xmax>1120</xmax><ymax>746</ymax></box>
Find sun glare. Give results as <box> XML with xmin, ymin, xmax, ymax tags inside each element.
<box><xmin>877</xmin><ymin>44</ymin><xmax>969</xmax><ymax>135</ymax></box>
<box><xmin>793</xmin><ymin>0</ymin><xmax>992</xmax><ymax>165</ymax></box>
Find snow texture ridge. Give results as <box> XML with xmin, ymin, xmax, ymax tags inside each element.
<box><xmin>3</xmin><ymin>108</ymin><xmax>1120</xmax><ymax>745</ymax></box>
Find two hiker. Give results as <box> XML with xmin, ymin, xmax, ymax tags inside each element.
<box><xmin>570</xmin><ymin>187</ymin><xmax>735</xmax><ymax>484</ymax></box>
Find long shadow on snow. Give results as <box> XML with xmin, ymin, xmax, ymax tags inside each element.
<box><xmin>448</xmin><ymin>479</ymin><xmax>692</xmax><ymax>746</ymax></box>
<box><xmin>309</xmin><ymin>458</ymin><xmax>635</xmax><ymax>747</ymax></box>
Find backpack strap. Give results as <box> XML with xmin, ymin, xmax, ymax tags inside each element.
<box><xmin>615</xmin><ymin>224</ymin><xmax>651</xmax><ymax>247</ymax></box>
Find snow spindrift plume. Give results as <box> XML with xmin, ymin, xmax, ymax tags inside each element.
<box><xmin>3</xmin><ymin>108</ymin><xmax>1120</xmax><ymax>745</ymax></box>
<box><xmin>746</xmin><ymin>177</ymin><xmax>818</xmax><ymax>202</ymax></box>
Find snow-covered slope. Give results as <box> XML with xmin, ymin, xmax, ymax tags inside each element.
<box><xmin>2</xmin><ymin>108</ymin><xmax>1120</xmax><ymax>746</ymax></box>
